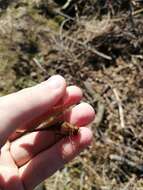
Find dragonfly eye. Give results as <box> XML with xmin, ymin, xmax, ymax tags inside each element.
<box><xmin>60</xmin><ymin>122</ymin><xmax>79</xmax><ymax>136</ymax></box>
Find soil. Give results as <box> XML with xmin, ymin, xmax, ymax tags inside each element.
<box><xmin>0</xmin><ymin>0</ymin><xmax>143</xmax><ymax>190</ymax></box>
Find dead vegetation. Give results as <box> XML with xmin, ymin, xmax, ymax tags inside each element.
<box><xmin>0</xmin><ymin>0</ymin><xmax>143</xmax><ymax>190</ymax></box>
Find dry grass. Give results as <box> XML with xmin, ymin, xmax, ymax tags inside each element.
<box><xmin>0</xmin><ymin>0</ymin><xmax>143</xmax><ymax>190</ymax></box>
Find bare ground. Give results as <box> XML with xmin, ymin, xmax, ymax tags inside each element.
<box><xmin>0</xmin><ymin>0</ymin><xmax>143</xmax><ymax>190</ymax></box>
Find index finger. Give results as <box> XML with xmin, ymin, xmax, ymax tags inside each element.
<box><xmin>0</xmin><ymin>75</ymin><xmax>66</xmax><ymax>148</ymax></box>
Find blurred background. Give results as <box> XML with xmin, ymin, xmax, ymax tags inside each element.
<box><xmin>0</xmin><ymin>0</ymin><xmax>143</xmax><ymax>189</ymax></box>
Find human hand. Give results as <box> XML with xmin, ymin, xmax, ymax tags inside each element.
<box><xmin>0</xmin><ymin>75</ymin><xmax>95</xmax><ymax>190</ymax></box>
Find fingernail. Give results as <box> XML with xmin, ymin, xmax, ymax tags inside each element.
<box><xmin>47</xmin><ymin>75</ymin><xmax>65</xmax><ymax>89</ymax></box>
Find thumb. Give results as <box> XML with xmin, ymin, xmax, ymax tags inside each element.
<box><xmin>0</xmin><ymin>75</ymin><xmax>66</xmax><ymax>148</ymax></box>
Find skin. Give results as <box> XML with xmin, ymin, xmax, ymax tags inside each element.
<box><xmin>0</xmin><ymin>75</ymin><xmax>95</xmax><ymax>190</ymax></box>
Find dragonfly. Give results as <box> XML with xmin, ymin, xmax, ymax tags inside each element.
<box><xmin>16</xmin><ymin>105</ymin><xmax>79</xmax><ymax>137</ymax></box>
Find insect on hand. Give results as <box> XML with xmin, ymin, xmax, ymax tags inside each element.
<box><xmin>16</xmin><ymin>106</ymin><xmax>80</xmax><ymax>137</ymax></box>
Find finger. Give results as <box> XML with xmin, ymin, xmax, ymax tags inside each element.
<box><xmin>0</xmin><ymin>75</ymin><xmax>66</xmax><ymax>148</ymax></box>
<box><xmin>10</xmin><ymin>103</ymin><xmax>94</xmax><ymax>166</ymax></box>
<box><xmin>19</xmin><ymin>127</ymin><xmax>92</xmax><ymax>190</ymax></box>
<box><xmin>9</xmin><ymin>85</ymin><xmax>83</xmax><ymax>141</ymax></box>
<box><xmin>62</xmin><ymin>85</ymin><xmax>83</xmax><ymax>107</ymax></box>
<box><xmin>0</xmin><ymin>143</ymin><xmax>24</xmax><ymax>190</ymax></box>
<box><xmin>0</xmin><ymin>167</ymin><xmax>24</xmax><ymax>190</ymax></box>
<box><xmin>64</xmin><ymin>102</ymin><xmax>95</xmax><ymax>126</ymax></box>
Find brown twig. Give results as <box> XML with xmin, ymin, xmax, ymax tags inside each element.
<box><xmin>84</xmin><ymin>81</ymin><xmax>105</xmax><ymax>127</ymax></box>
<box><xmin>65</xmin><ymin>36</ymin><xmax>112</xmax><ymax>60</ymax></box>
<box><xmin>110</xmin><ymin>154</ymin><xmax>143</xmax><ymax>174</ymax></box>
<box><xmin>133</xmin><ymin>8</ymin><xmax>143</xmax><ymax>16</ymax></box>
<box><xmin>112</xmin><ymin>88</ymin><xmax>125</xmax><ymax>129</ymax></box>
<box><xmin>42</xmin><ymin>27</ymin><xmax>112</xmax><ymax>60</ymax></box>
<box><xmin>95</xmin><ymin>102</ymin><xmax>105</xmax><ymax>128</ymax></box>
<box><xmin>33</xmin><ymin>58</ymin><xmax>47</xmax><ymax>73</ymax></box>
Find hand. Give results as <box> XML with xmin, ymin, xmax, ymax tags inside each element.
<box><xmin>0</xmin><ymin>75</ymin><xmax>95</xmax><ymax>190</ymax></box>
